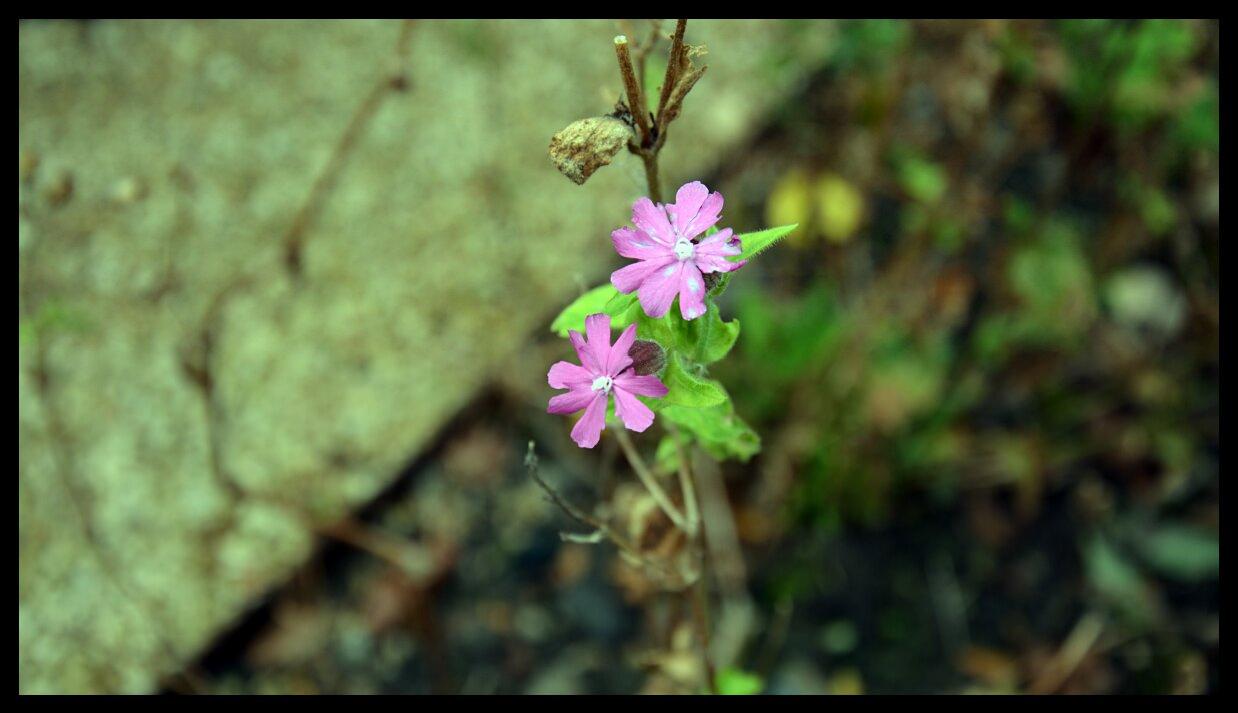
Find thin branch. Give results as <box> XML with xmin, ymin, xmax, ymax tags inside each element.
<box><xmin>319</xmin><ymin>518</ymin><xmax>447</xmax><ymax>582</ymax></box>
<box><xmin>614</xmin><ymin>35</ymin><xmax>652</xmax><ymax>147</ymax></box>
<box><xmin>618</xmin><ymin>19</ymin><xmax>662</xmax><ymax>90</ymax></box>
<box><xmin>524</xmin><ymin>442</ymin><xmax>686</xmax><ymax>587</ymax></box>
<box><xmin>525</xmin><ymin>443</ymin><xmax>612</xmax><ymax>536</ymax></box>
<box><xmin>613</xmin><ymin>428</ymin><xmax>688</xmax><ymax>532</ymax></box>
<box><xmin>1027</xmin><ymin>612</ymin><xmax>1107</xmax><ymax>694</ymax></box>
<box><xmin>641</xmin><ymin>156</ymin><xmax>663</xmax><ymax>204</ymax></box>
<box><xmin>655</xmin><ymin>19</ymin><xmax>687</xmax><ymax>127</ymax></box>
<box><xmin>655</xmin><ymin>65</ymin><xmax>707</xmax><ymax>151</ymax></box>
<box><xmin>673</xmin><ymin>436</ymin><xmax>700</xmax><ymax>538</ymax></box>
<box><xmin>690</xmin><ymin>575</ymin><xmax>719</xmax><ymax>693</ymax></box>
<box><xmin>694</xmin><ymin>451</ymin><xmax>758</xmax><ymax>675</ymax></box>
<box><xmin>674</xmin><ymin>440</ymin><xmax>716</xmax><ymax>693</ymax></box>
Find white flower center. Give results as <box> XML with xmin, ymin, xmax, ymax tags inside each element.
<box><xmin>591</xmin><ymin>376</ymin><xmax>613</xmax><ymax>393</ymax></box>
<box><xmin>673</xmin><ymin>238</ymin><xmax>695</xmax><ymax>261</ymax></box>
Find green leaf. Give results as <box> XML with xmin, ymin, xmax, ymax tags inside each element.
<box><xmin>662</xmin><ymin>353</ymin><xmax>727</xmax><ymax>408</ymax></box>
<box><xmin>697</xmin><ymin>305</ymin><xmax>741</xmax><ymax>364</ymax></box>
<box><xmin>550</xmin><ymin>284</ymin><xmax>649</xmax><ymax>337</ymax></box>
<box><xmin>707</xmin><ymin>272</ymin><xmax>733</xmax><ymax>298</ymax></box>
<box><xmin>734</xmin><ymin>223</ymin><xmax>798</xmax><ymax>263</ymax></box>
<box><xmin>1134</xmin><ymin>524</ymin><xmax>1219</xmax><ymax>583</ymax></box>
<box><xmin>1084</xmin><ymin>535</ymin><xmax>1159</xmax><ymax>628</ymax></box>
<box><xmin>654</xmin><ymin>433</ymin><xmax>690</xmax><ymax>475</ymax></box>
<box><xmin>550</xmin><ymin>284</ymin><xmax>619</xmax><ymax>337</ymax></box>
<box><xmin>661</xmin><ymin>400</ymin><xmax>761</xmax><ymax>462</ymax></box>
<box><xmin>669</xmin><ymin>307</ymin><xmax>698</xmax><ymax>353</ymax></box>
<box><xmin>634</xmin><ymin>309</ymin><xmax>676</xmax><ymax>350</ymax></box>
<box><xmin>636</xmin><ymin>304</ymin><xmax>700</xmax><ymax>356</ymax></box>
<box><xmin>819</xmin><ymin>620</ymin><xmax>859</xmax><ymax>654</ymax></box>
<box><xmin>667</xmin><ymin>302</ymin><xmax>741</xmax><ymax>364</ymax></box>
<box><xmin>897</xmin><ymin>154</ymin><xmax>947</xmax><ymax>204</ymax></box>
<box><xmin>604</xmin><ymin>289</ymin><xmax>640</xmax><ymax>322</ymax></box>
<box><xmin>716</xmin><ymin>667</ymin><xmax>764</xmax><ymax>695</ymax></box>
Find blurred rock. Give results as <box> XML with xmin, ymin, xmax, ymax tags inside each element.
<box><xmin>18</xmin><ymin>19</ymin><xmax>833</xmax><ymax>692</ymax></box>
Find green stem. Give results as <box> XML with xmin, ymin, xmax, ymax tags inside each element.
<box><xmin>613</xmin><ymin>427</ymin><xmax>687</xmax><ymax>532</ymax></box>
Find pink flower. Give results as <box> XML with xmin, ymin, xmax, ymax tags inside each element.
<box><xmin>610</xmin><ymin>181</ymin><xmax>746</xmax><ymax>320</ymax></box>
<box><xmin>547</xmin><ymin>313</ymin><xmax>669</xmax><ymax>449</ymax></box>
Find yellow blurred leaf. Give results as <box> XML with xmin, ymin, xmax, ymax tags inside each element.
<box><xmin>765</xmin><ymin>169</ymin><xmax>815</xmax><ymax>246</ymax></box>
<box><xmin>815</xmin><ymin>173</ymin><xmax>865</xmax><ymax>243</ymax></box>
<box><xmin>957</xmin><ymin>646</ymin><xmax>1020</xmax><ymax>689</ymax></box>
<box><xmin>826</xmin><ymin>667</ymin><xmax>865</xmax><ymax>695</ymax></box>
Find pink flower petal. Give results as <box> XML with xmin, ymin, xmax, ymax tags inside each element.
<box><xmin>612</xmin><ymin>227</ymin><xmax>672</xmax><ymax>260</ymax></box>
<box><xmin>583</xmin><ymin>313</ymin><xmax>612</xmax><ymax>370</ymax></box>
<box><xmin>638</xmin><ymin>261</ymin><xmax>686</xmax><ymax>318</ymax></box>
<box><xmin>693</xmin><ymin>228</ymin><xmax>745</xmax><ymax>274</ymax></box>
<box><xmin>612</xmin><ymin>256</ymin><xmax>674</xmax><ymax>294</ymax></box>
<box><xmin>607</xmin><ymin>324</ymin><xmax>637</xmax><ymax>376</ymax></box>
<box><xmin>697</xmin><ymin>226</ymin><xmax>738</xmax><ymax>251</ymax></box>
<box><xmin>568</xmin><ymin>330</ymin><xmax>601</xmax><ymax>374</ymax></box>
<box><xmin>614</xmin><ymin>372</ymin><xmax>668</xmax><ymax>398</ymax></box>
<box><xmin>570</xmin><ymin>392</ymin><xmax>609</xmax><ymax>448</ymax></box>
<box><xmin>678</xmin><ymin>263</ymin><xmax>707</xmax><ymax>320</ymax></box>
<box><xmin>612</xmin><ymin>386</ymin><xmax>655</xmax><ymax>433</ymax></box>
<box><xmin>548</xmin><ymin>360</ymin><xmax>593</xmax><ymax>390</ymax></box>
<box><xmin>669</xmin><ymin>181</ymin><xmax>724</xmax><ymax>239</ymax></box>
<box><xmin>670</xmin><ymin>181</ymin><xmax>708</xmax><ymax>224</ymax></box>
<box><xmin>548</xmin><ymin>387</ymin><xmax>597</xmax><ymax>415</ymax></box>
<box><xmin>631</xmin><ymin>197</ymin><xmax>676</xmax><ymax>244</ymax></box>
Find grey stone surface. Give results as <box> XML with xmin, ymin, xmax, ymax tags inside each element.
<box><xmin>18</xmin><ymin>19</ymin><xmax>831</xmax><ymax>693</ymax></box>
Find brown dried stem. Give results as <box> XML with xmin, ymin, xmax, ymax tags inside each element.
<box><xmin>690</xmin><ymin>574</ymin><xmax>719</xmax><ymax>694</ymax></box>
<box><xmin>655</xmin><ymin>65</ymin><xmax>707</xmax><ymax>151</ymax></box>
<box><xmin>620</xmin><ymin>19</ymin><xmax>663</xmax><ymax>88</ymax></box>
<box><xmin>674</xmin><ymin>437</ymin><xmax>715</xmax><ymax>693</ymax></box>
<box><xmin>655</xmin><ymin>19</ymin><xmax>688</xmax><ymax>127</ymax></box>
<box><xmin>614</xmin><ymin>35</ymin><xmax>652</xmax><ymax>146</ymax></box>
<box><xmin>615</xmin><ymin>33</ymin><xmax>664</xmax><ymax>201</ymax></box>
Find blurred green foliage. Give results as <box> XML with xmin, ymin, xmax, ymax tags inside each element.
<box><xmin>716</xmin><ymin>667</ymin><xmax>765</xmax><ymax>695</ymax></box>
<box><xmin>710</xmin><ymin>18</ymin><xmax>1216</xmax><ymax>693</ymax></box>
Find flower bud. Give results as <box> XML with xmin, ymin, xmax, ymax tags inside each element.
<box><xmin>628</xmin><ymin>339</ymin><xmax>666</xmax><ymax>376</ymax></box>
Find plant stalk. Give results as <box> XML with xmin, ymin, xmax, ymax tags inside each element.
<box><xmin>613</xmin><ymin>427</ymin><xmax>687</xmax><ymax>532</ymax></box>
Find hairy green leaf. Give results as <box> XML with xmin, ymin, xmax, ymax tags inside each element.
<box><xmin>661</xmin><ymin>353</ymin><xmax>727</xmax><ymax>408</ymax></box>
<box><xmin>733</xmin><ymin>223</ymin><xmax>798</xmax><ymax>262</ymax></box>
<box><xmin>661</xmin><ymin>400</ymin><xmax>760</xmax><ymax>462</ymax></box>
<box><xmin>550</xmin><ymin>284</ymin><xmax>619</xmax><ymax>337</ymax></box>
<box><xmin>697</xmin><ymin>304</ymin><xmax>741</xmax><ymax>364</ymax></box>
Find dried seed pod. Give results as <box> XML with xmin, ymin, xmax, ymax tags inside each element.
<box><xmin>548</xmin><ymin>115</ymin><xmax>635</xmax><ymax>185</ymax></box>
